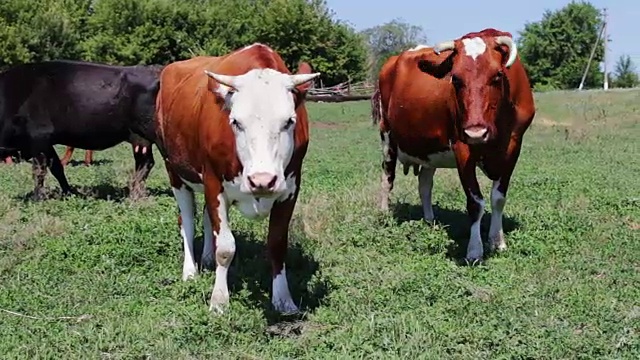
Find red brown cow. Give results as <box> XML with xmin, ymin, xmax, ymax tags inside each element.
<box><xmin>155</xmin><ymin>43</ymin><xmax>319</xmax><ymax>313</ymax></box>
<box><xmin>373</xmin><ymin>29</ymin><xmax>536</xmax><ymax>263</ymax></box>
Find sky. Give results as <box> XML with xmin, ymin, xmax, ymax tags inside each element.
<box><xmin>325</xmin><ymin>0</ymin><xmax>638</xmax><ymax>75</ymax></box>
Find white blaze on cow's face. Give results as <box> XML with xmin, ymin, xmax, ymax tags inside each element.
<box><xmin>205</xmin><ymin>68</ymin><xmax>319</xmax><ymax>196</ymax></box>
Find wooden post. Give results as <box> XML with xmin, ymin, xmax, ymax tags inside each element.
<box><xmin>603</xmin><ymin>8</ymin><xmax>609</xmax><ymax>91</ymax></box>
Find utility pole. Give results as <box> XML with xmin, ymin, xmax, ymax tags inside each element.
<box><xmin>603</xmin><ymin>8</ymin><xmax>609</xmax><ymax>90</ymax></box>
<box><xmin>578</xmin><ymin>21</ymin><xmax>605</xmax><ymax>91</ymax></box>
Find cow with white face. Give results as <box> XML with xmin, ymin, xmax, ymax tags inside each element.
<box><xmin>155</xmin><ymin>43</ymin><xmax>319</xmax><ymax>314</ymax></box>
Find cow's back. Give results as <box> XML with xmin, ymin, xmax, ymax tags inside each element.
<box><xmin>380</xmin><ymin>48</ymin><xmax>456</xmax><ymax>157</ymax></box>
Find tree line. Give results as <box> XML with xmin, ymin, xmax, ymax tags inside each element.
<box><xmin>0</xmin><ymin>0</ymin><xmax>637</xmax><ymax>90</ymax></box>
<box><xmin>0</xmin><ymin>0</ymin><xmax>368</xmax><ymax>86</ymax></box>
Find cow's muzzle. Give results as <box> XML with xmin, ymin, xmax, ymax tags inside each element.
<box><xmin>463</xmin><ymin>126</ymin><xmax>490</xmax><ymax>145</ymax></box>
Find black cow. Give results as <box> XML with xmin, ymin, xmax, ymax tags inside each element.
<box><xmin>0</xmin><ymin>60</ymin><xmax>163</xmax><ymax>200</ymax></box>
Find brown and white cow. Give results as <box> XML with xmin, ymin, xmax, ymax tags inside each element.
<box><xmin>373</xmin><ymin>28</ymin><xmax>536</xmax><ymax>263</ymax></box>
<box><xmin>155</xmin><ymin>43</ymin><xmax>319</xmax><ymax>313</ymax></box>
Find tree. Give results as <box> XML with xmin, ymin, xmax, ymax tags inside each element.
<box><xmin>612</xmin><ymin>54</ymin><xmax>639</xmax><ymax>88</ymax></box>
<box><xmin>517</xmin><ymin>1</ymin><xmax>605</xmax><ymax>90</ymax></box>
<box><xmin>361</xmin><ymin>18</ymin><xmax>427</xmax><ymax>81</ymax></box>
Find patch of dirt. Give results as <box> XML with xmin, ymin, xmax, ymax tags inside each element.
<box><xmin>311</xmin><ymin>121</ymin><xmax>344</xmax><ymax>129</ymax></box>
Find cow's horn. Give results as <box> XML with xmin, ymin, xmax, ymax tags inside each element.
<box><xmin>204</xmin><ymin>71</ymin><xmax>239</xmax><ymax>90</ymax></box>
<box><xmin>433</xmin><ymin>40</ymin><xmax>455</xmax><ymax>55</ymax></box>
<box><xmin>291</xmin><ymin>73</ymin><xmax>321</xmax><ymax>86</ymax></box>
<box><xmin>495</xmin><ymin>36</ymin><xmax>518</xmax><ymax>68</ymax></box>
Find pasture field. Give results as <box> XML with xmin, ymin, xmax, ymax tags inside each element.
<box><xmin>0</xmin><ymin>90</ymin><xmax>639</xmax><ymax>359</ymax></box>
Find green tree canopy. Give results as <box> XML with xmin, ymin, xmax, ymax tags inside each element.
<box><xmin>361</xmin><ymin>18</ymin><xmax>427</xmax><ymax>81</ymax></box>
<box><xmin>612</xmin><ymin>54</ymin><xmax>639</xmax><ymax>88</ymax></box>
<box><xmin>0</xmin><ymin>0</ymin><xmax>367</xmax><ymax>85</ymax></box>
<box><xmin>517</xmin><ymin>1</ymin><xmax>605</xmax><ymax>90</ymax></box>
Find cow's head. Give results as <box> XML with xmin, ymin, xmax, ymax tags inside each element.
<box><xmin>205</xmin><ymin>65</ymin><xmax>319</xmax><ymax>195</ymax></box>
<box><xmin>417</xmin><ymin>35</ymin><xmax>517</xmax><ymax>144</ymax></box>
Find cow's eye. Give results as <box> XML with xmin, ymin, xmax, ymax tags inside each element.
<box><xmin>230</xmin><ymin>118</ymin><xmax>244</xmax><ymax>131</ymax></box>
<box><xmin>283</xmin><ymin>117</ymin><xmax>295</xmax><ymax>130</ymax></box>
<box><xmin>491</xmin><ymin>71</ymin><xmax>504</xmax><ymax>85</ymax></box>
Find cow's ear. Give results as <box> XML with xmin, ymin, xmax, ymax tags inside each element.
<box><xmin>417</xmin><ymin>51</ymin><xmax>455</xmax><ymax>79</ymax></box>
<box><xmin>205</xmin><ymin>70</ymin><xmax>237</xmax><ymax>101</ymax></box>
<box><xmin>291</xmin><ymin>62</ymin><xmax>320</xmax><ymax>106</ymax></box>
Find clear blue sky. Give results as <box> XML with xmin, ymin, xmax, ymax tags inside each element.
<box><xmin>325</xmin><ymin>0</ymin><xmax>637</xmax><ymax>74</ymax></box>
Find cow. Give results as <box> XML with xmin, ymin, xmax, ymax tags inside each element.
<box><xmin>155</xmin><ymin>43</ymin><xmax>319</xmax><ymax>314</ymax></box>
<box><xmin>373</xmin><ymin>28</ymin><xmax>536</xmax><ymax>263</ymax></box>
<box><xmin>0</xmin><ymin>61</ymin><xmax>163</xmax><ymax>200</ymax></box>
<box><xmin>61</xmin><ymin>132</ymin><xmax>153</xmax><ymax>170</ymax></box>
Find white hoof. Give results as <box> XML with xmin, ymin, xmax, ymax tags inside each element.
<box><xmin>182</xmin><ymin>265</ymin><xmax>198</xmax><ymax>281</ymax></box>
<box><xmin>209</xmin><ymin>290</ymin><xmax>229</xmax><ymax>314</ymax></box>
<box><xmin>489</xmin><ymin>231</ymin><xmax>507</xmax><ymax>252</ymax></box>
<box><xmin>273</xmin><ymin>298</ymin><xmax>300</xmax><ymax>315</ymax></box>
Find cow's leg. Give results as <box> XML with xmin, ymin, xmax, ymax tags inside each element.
<box><xmin>267</xmin><ymin>186</ymin><xmax>301</xmax><ymax>314</ymax></box>
<box><xmin>418</xmin><ymin>166</ymin><xmax>437</xmax><ymax>222</ymax></box>
<box><xmin>453</xmin><ymin>142</ymin><xmax>485</xmax><ymax>263</ymax></box>
<box><xmin>489</xmin><ymin>138</ymin><xmax>524</xmax><ymax>253</ymax></box>
<box><xmin>84</xmin><ymin>150</ymin><xmax>93</xmax><ymax>166</ymax></box>
<box><xmin>201</xmin><ymin>203</ymin><xmax>214</xmax><ymax>269</ymax></box>
<box><xmin>30</xmin><ymin>143</ymin><xmax>72</xmax><ymax>200</ymax></box>
<box><xmin>167</xmin><ymin>166</ymin><xmax>198</xmax><ymax>280</ymax></box>
<box><xmin>204</xmin><ymin>176</ymin><xmax>235</xmax><ymax>313</ymax></box>
<box><xmin>380</xmin><ymin>130</ymin><xmax>397</xmax><ymax>211</ymax></box>
<box><xmin>60</xmin><ymin>146</ymin><xmax>74</xmax><ymax>166</ymax></box>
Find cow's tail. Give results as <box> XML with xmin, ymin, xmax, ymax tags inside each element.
<box><xmin>371</xmin><ymin>86</ymin><xmax>382</xmax><ymax>126</ymax></box>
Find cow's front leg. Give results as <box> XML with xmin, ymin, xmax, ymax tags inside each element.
<box><xmin>267</xmin><ymin>185</ymin><xmax>301</xmax><ymax>314</ymax></box>
<box><xmin>167</xmin><ymin>165</ymin><xmax>198</xmax><ymax>280</ymax></box>
<box><xmin>45</xmin><ymin>146</ymin><xmax>73</xmax><ymax>195</ymax></box>
<box><xmin>453</xmin><ymin>142</ymin><xmax>485</xmax><ymax>263</ymax></box>
<box><xmin>204</xmin><ymin>175</ymin><xmax>235</xmax><ymax>313</ymax></box>
<box><xmin>489</xmin><ymin>137</ymin><xmax>524</xmax><ymax>253</ymax></box>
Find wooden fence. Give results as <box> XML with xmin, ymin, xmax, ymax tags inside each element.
<box><xmin>306</xmin><ymin>80</ymin><xmax>375</xmax><ymax>102</ymax></box>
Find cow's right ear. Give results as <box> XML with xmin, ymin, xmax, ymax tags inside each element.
<box><xmin>205</xmin><ymin>70</ymin><xmax>237</xmax><ymax>100</ymax></box>
<box><xmin>417</xmin><ymin>51</ymin><xmax>455</xmax><ymax>79</ymax></box>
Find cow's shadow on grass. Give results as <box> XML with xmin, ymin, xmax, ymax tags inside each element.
<box><xmin>63</xmin><ymin>159</ymin><xmax>113</xmax><ymax>167</ymax></box>
<box><xmin>191</xmin><ymin>226</ymin><xmax>328</xmax><ymax>328</ymax></box>
<box><xmin>15</xmin><ymin>182</ymin><xmax>174</xmax><ymax>203</ymax></box>
<box><xmin>392</xmin><ymin>202</ymin><xmax>520</xmax><ymax>263</ymax></box>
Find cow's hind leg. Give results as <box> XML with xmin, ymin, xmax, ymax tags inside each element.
<box><xmin>60</xmin><ymin>146</ymin><xmax>74</xmax><ymax>166</ymax></box>
<box><xmin>380</xmin><ymin>130</ymin><xmax>397</xmax><ymax>211</ymax></box>
<box><xmin>84</xmin><ymin>150</ymin><xmax>93</xmax><ymax>166</ymax></box>
<box><xmin>418</xmin><ymin>167</ymin><xmax>436</xmax><ymax>223</ymax></box>
<box><xmin>203</xmin><ymin>175</ymin><xmax>235</xmax><ymax>314</ymax></box>
<box><xmin>201</xmin><ymin>203</ymin><xmax>214</xmax><ymax>269</ymax></box>
<box><xmin>131</xmin><ymin>143</ymin><xmax>155</xmax><ymax>197</ymax></box>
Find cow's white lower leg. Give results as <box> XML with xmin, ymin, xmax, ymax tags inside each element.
<box><xmin>173</xmin><ymin>186</ymin><xmax>197</xmax><ymax>280</ymax></box>
<box><xmin>201</xmin><ymin>205</ymin><xmax>214</xmax><ymax>268</ymax></box>
<box><xmin>489</xmin><ymin>180</ymin><xmax>507</xmax><ymax>251</ymax></box>
<box><xmin>418</xmin><ymin>167</ymin><xmax>436</xmax><ymax>222</ymax></box>
<box><xmin>466</xmin><ymin>193</ymin><xmax>485</xmax><ymax>262</ymax></box>
<box><xmin>380</xmin><ymin>131</ymin><xmax>393</xmax><ymax>211</ymax></box>
<box><xmin>272</xmin><ymin>266</ymin><xmax>298</xmax><ymax>314</ymax></box>
<box><xmin>209</xmin><ymin>194</ymin><xmax>236</xmax><ymax>313</ymax></box>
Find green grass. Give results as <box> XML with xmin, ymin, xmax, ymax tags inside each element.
<box><xmin>1</xmin><ymin>90</ymin><xmax>639</xmax><ymax>359</ymax></box>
